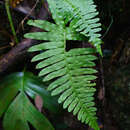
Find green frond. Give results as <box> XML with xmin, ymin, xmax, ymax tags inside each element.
<box><xmin>24</xmin><ymin>18</ymin><xmax>100</xmax><ymax>130</ymax></box>
<box><xmin>49</xmin><ymin>0</ymin><xmax>102</xmax><ymax>55</ymax></box>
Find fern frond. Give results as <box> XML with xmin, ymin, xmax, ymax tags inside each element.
<box><xmin>24</xmin><ymin>19</ymin><xmax>100</xmax><ymax>130</ymax></box>
<box><xmin>47</xmin><ymin>0</ymin><xmax>102</xmax><ymax>55</ymax></box>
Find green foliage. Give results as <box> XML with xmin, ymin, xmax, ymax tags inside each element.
<box><xmin>24</xmin><ymin>0</ymin><xmax>102</xmax><ymax>129</ymax></box>
<box><xmin>0</xmin><ymin>72</ymin><xmax>55</xmax><ymax>130</ymax></box>
<box><xmin>47</xmin><ymin>0</ymin><xmax>102</xmax><ymax>55</ymax></box>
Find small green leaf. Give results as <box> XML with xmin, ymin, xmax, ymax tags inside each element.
<box><xmin>0</xmin><ymin>73</ymin><xmax>23</xmax><ymax>116</ymax></box>
<box><xmin>3</xmin><ymin>92</ymin><xmax>54</xmax><ymax>130</ymax></box>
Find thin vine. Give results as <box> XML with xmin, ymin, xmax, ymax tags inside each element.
<box><xmin>5</xmin><ymin>0</ymin><xmax>18</xmax><ymax>44</ymax></box>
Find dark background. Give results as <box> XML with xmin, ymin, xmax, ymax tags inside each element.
<box><xmin>0</xmin><ymin>0</ymin><xmax>130</xmax><ymax>129</ymax></box>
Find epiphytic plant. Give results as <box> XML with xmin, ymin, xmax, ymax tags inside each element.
<box><xmin>24</xmin><ymin>0</ymin><xmax>102</xmax><ymax>129</ymax></box>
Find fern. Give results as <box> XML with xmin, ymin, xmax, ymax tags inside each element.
<box><xmin>48</xmin><ymin>0</ymin><xmax>102</xmax><ymax>55</ymax></box>
<box><xmin>24</xmin><ymin>0</ymin><xmax>102</xmax><ymax>129</ymax></box>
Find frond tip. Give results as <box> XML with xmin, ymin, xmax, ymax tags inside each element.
<box><xmin>49</xmin><ymin>0</ymin><xmax>103</xmax><ymax>55</ymax></box>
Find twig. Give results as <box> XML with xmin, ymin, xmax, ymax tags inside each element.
<box><xmin>19</xmin><ymin>0</ymin><xmax>39</xmax><ymax>31</ymax></box>
<box><xmin>0</xmin><ymin>45</ymin><xmax>10</xmax><ymax>50</ymax></box>
<box><xmin>101</xmin><ymin>16</ymin><xmax>113</xmax><ymax>39</ymax></box>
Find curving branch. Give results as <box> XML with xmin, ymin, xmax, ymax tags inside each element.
<box><xmin>0</xmin><ymin>4</ymin><xmax>49</xmax><ymax>74</ymax></box>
